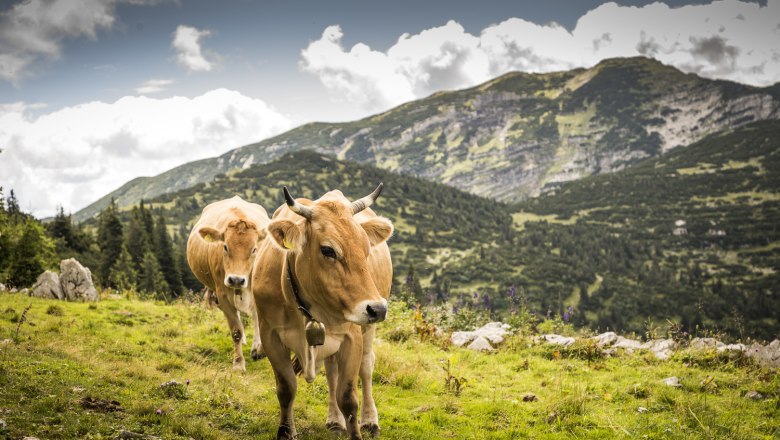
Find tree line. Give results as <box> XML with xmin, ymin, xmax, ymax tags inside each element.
<box><xmin>0</xmin><ymin>188</ymin><xmax>199</xmax><ymax>300</ymax></box>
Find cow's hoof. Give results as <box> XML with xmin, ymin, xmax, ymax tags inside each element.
<box><xmin>251</xmin><ymin>347</ymin><xmax>266</xmax><ymax>360</ymax></box>
<box><xmin>276</xmin><ymin>425</ymin><xmax>297</xmax><ymax>440</ymax></box>
<box><xmin>232</xmin><ymin>360</ymin><xmax>246</xmax><ymax>371</ymax></box>
<box><xmin>361</xmin><ymin>423</ymin><xmax>380</xmax><ymax>437</ymax></box>
<box><xmin>326</xmin><ymin>420</ymin><xmax>346</xmax><ymax>434</ymax></box>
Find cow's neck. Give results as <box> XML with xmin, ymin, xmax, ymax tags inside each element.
<box><xmin>286</xmin><ymin>252</ymin><xmax>325</xmax><ymax>347</ymax></box>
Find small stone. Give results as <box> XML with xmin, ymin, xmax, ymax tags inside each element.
<box><xmin>637</xmin><ymin>406</ymin><xmax>649</xmax><ymax>413</ymax></box>
<box><xmin>744</xmin><ymin>391</ymin><xmax>763</xmax><ymax>400</ymax></box>
<box><xmin>521</xmin><ymin>392</ymin><xmax>538</xmax><ymax>402</ymax></box>
<box><xmin>661</xmin><ymin>376</ymin><xmax>682</xmax><ymax>387</ymax></box>
<box><xmin>466</xmin><ymin>336</ymin><xmax>495</xmax><ymax>352</ymax></box>
<box><xmin>539</xmin><ymin>334</ymin><xmax>575</xmax><ymax>346</ymax></box>
<box><xmin>0</xmin><ymin>419</ymin><xmax>6</xmax><ymax>430</ymax></box>
<box><xmin>546</xmin><ymin>411</ymin><xmax>558</xmax><ymax>424</ymax></box>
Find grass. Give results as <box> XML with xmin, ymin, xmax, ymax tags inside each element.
<box><xmin>1</xmin><ymin>292</ymin><xmax>778</xmax><ymax>439</ymax></box>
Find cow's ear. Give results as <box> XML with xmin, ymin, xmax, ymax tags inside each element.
<box><xmin>360</xmin><ymin>217</ymin><xmax>394</xmax><ymax>246</ymax></box>
<box><xmin>267</xmin><ymin>219</ymin><xmax>304</xmax><ymax>250</ymax></box>
<box><xmin>255</xmin><ymin>225</ymin><xmax>268</xmax><ymax>242</ymax></box>
<box><xmin>199</xmin><ymin>226</ymin><xmax>224</xmax><ymax>243</ymax></box>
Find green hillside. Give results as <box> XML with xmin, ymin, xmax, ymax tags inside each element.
<box><xmin>123</xmin><ymin>121</ymin><xmax>780</xmax><ymax>339</ymax></box>
<box><xmin>1</xmin><ymin>293</ymin><xmax>778</xmax><ymax>439</ymax></box>
<box><xmin>73</xmin><ymin>57</ymin><xmax>780</xmax><ymax>222</ymax></box>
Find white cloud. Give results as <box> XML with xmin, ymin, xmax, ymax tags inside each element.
<box><xmin>0</xmin><ymin>90</ymin><xmax>292</xmax><ymax>217</ymax></box>
<box><xmin>172</xmin><ymin>25</ymin><xmax>217</xmax><ymax>72</ymax></box>
<box><xmin>301</xmin><ymin>0</ymin><xmax>780</xmax><ymax>112</ymax></box>
<box><xmin>135</xmin><ymin>78</ymin><xmax>174</xmax><ymax>94</ymax></box>
<box><xmin>0</xmin><ymin>0</ymin><xmax>172</xmax><ymax>83</ymax></box>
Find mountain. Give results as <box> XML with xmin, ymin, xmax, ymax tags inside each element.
<box><xmin>73</xmin><ymin>57</ymin><xmax>780</xmax><ymax>222</ymax></box>
<box><xmin>126</xmin><ymin>120</ymin><xmax>779</xmax><ymax>338</ymax></box>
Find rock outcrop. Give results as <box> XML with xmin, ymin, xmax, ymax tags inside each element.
<box><xmin>30</xmin><ymin>271</ymin><xmax>64</xmax><ymax>299</ymax></box>
<box><xmin>59</xmin><ymin>259</ymin><xmax>99</xmax><ymax>302</ymax></box>
<box><xmin>451</xmin><ymin>322</ymin><xmax>512</xmax><ymax>351</ymax></box>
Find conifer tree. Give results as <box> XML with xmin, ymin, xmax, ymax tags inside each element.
<box><xmin>139</xmin><ymin>251</ymin><xmax>169</xmax><ymax>299</ymax></box>
<box><xmin>97</xmin><ymin>199</ymin><xmax>124</xmax><ymax>287</ymax></box>
<box><xmin>124</xmin><ymin>207</ymin><xmax>151</xmax><ymax>277</ymax></box>
<box><xmin>109</xmin><ymin>245</ymin><xmax>137</xmax><ymax>292</ymax></box>
<box><xmin>7</xmin><ymin>219</ymin><xmax>55</xmax><ymax>287</ymax></box>
<box><xmin>153</xmin><ymin>210</ymin><xmax>182</xmax><ymax>295</ymax></box>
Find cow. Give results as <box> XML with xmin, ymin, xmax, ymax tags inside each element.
<box><xmin>252</xmin><ymin>184</ymin><xmax>393</xmax><ymax>440</ymax></box>
<box><xmin>187</xmin><ymin>195</ymin><xmax>270</xmax><ymax>371</ymax></box>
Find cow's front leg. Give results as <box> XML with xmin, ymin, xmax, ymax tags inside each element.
<box><xmin>216</xmin><ymin>290</ymin><xmax>246</xmax><ymax>371</ymax></box>
<box><xmin>261</xmin><ymin>323</ymin><xmax>298</xmax><ymax>440</ymax></box>
<box><xmin>324</xmin><ymin>354</ymin><xmax>346</xmax><ymax>433</ymax></box>
<box><xmin>250</xmin><ymin>304</ymin><xmax>265</xmax><ymax>360</ymax></box>
<box><xmin>359</xmin><ymin>324</ymin><xmax>380</xmax><ymax>436</ymax></box>
<box><xmin>337</xmin><ymin>327</ymin><xmax>364</xmax><ymax>440</ymax></box>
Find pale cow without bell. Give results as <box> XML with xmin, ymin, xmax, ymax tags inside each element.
<box><xmin>186</xmin><ymin>196</ymin><xmax>270</xmax><ymax>370</ymax></box>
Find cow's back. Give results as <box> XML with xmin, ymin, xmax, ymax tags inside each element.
<box><xmin>187</xmin><ymin>196</ymin><xmax>269</xmax><ymax>291</ymax></box>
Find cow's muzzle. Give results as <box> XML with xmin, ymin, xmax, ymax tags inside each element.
<box><xmin>225</xmin><ymin>275</ymin><xmax>248</xmax><ymax>288</ymax></box>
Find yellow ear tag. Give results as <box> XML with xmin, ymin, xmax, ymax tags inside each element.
<box><xmin>203</xmin><ymin>235</ymin><xmax>214</xmax><ymax>243</ymax></box>
<box><xmin>282</xmin><ymin>237</ymin><xmax>293</xmax><ymax>249</ymax></box>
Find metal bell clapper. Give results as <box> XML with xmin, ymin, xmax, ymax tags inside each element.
<box><xmin>305</xmin><ymin>320</ymin><xmax>325</xmax><ymax>346</ymax></box>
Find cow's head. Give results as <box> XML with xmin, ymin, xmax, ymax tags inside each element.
<box><xmin>199</xmin><ymin>215</ymin><xmax>267</xmax><ymax>288</ymax></box>
<box><xmin>267</xmin><ymin>184</ymin><xmax>393</xmax><ymax>325</ymax></box>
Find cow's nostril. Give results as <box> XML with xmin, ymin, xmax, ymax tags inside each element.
<box><xmin>366</xmin><ymin>303</ymin><xmax>387</xmax><ymax>323</ymax></box>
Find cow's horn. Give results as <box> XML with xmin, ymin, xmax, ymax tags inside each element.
<box><xmin>283</xmin><ymin>186</ymin><xmax>313</xmax><ymax>220</ymax></box>
<box><xmin>351</xmin><ymin>183</ymin><xmax>383</xmax><ymax>215</ymax></box>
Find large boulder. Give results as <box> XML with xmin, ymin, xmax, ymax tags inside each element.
<box><xmin>30</xmin><ymin>271</ymin><xmax>64</xmax><ymax>299</ymax></box>
<box><xmin>59</xmin><ymin>259</ymin><xmax>99</xmax><ymax>302</ymax></box>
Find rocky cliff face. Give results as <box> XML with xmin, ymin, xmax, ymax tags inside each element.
<box><xmin>74</xmin><ymin>56</ymin><xmax>780</xmax><ymax>221</ymax></box>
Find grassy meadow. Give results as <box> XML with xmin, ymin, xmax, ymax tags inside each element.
<box><xmin>1</xmin><ymin>292</ymin><xmax>778</xmax><ymax>439</ymax></box>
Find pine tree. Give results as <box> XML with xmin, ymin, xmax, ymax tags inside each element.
<box><xmin>109</xmin><ymin>245</ymin><xmax>137</xmax><ymax>292</ymax></box>
<box><xmin>7</xmin><ymin>219</ymin><xmax>55</xmax><ymax>287</ymax></box>
<box><xmin>125</xmin><ymin>207</ymin><xmax>151</xmax><ymax>277</ymax></box>
<box><xmin>97</xmin><ymin>199</ymin><xmax>124</xmax><ymax>287</ymax></box>
<box><xmin>139</xmin><ymin>251</ymin><xmax>169</xmax><ymax>300</ymax></box>
<box><xmin>153</xmin><ymin>210</ymin><xmax>182</xmax><ymax>296</ymax></box>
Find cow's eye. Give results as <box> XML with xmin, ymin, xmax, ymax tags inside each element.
<box><xmin>223</xmin><ymin>244</ymin><xmax>228</xmax><ymax>254</ymax></box>
<box><xmin>251</xmin><ymin>247</ymin><xmax>257</xmax><ymax>255</ymax></box>
<box><xmin>320</xmin><ymin>246</ymin><xmax>336</xmax><ymax>259</ymax></box>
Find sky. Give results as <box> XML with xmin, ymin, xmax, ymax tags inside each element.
<box><xmin>0</xmin><ymin>0</ymin><xmax>778</xmax><ymax>217</ymax></box>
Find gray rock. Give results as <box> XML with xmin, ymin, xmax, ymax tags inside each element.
<box><xmin>30</xmin><ymin>271</ymin><xmax>63</xmax><ymax>300</ymax></box>
<box><xmin>0</xmin><ymin>418</ymin><xmax>6</xmax><ymax>431</ymax></box>
<box><xmin>745</xmin><ymin>340</ymin><xmax>780</xmax><ymax>368</ymax></box>
<box><xmin>717</xmin><ymin>343</ymin><xmax>746</xmax><ymax>352</ymax></box>
<box><xmin>643</xmin><ymin>339</ymin><xmax>677</xmax><ymax>360</ymax></box>
<box><xmin>451</xmin><ymin>321</ymin><xmax>512</xmax><ymax>347</ymax></box>
<box><xmin>613</xmin><ymin>336</ymin><xmax>643</xmax><ymax>352</ymax></box>
<box><xmin>0</xmin><ymin>282</ymin><xmax>6</xmax><ymax>291</ymax></box>
<box><xmin>744</xmin><ymin>391</ymin><xmax>763</xmax><ymax>400</ymax></box>
<box><xmin>60</xmin><ymin>259</ymin><xmax>99</xmax><ymax>302</ymax></box>
<box><xmin>591</xmin><ymin>332</ymin><xmax>618</xmax><ymax>347</ymax></box>
<box><xmin>690</xmin><ymin>338</ymin><xmax>724</xmax><ymax>350</ymax></box>
<box><xmin>539</xmin><ymin>334</ymin><xmax>575</xmax><ymax>347</ymax></box>
<box><xmin>661</xmin><ymin>376</ymin><xmax>682</xmax><ymax>387</ymax></box>
<box><xmin>466</xmin><ymin>336</ymin><xmax>495</xmax><ymax>352</ymax></box>
<box><xmin>451</xmin><ymin>331</ymin><xmax>476</xmax><ymax>347</ymax></box>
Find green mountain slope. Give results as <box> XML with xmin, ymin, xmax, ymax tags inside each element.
<box><xmin>132</xmin><ymin>121</ymin><xmax>779</xmax><ymax>338</ymax></box>
<box><xmin>74</xmin><ymin>57</ymin><xmax>780</xmax><ymax>222</ymax></box>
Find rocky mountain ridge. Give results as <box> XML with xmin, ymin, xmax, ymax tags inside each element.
<box><xmin>73</xmin><ymin>56</ymin><xmax>780</xmax><ymax>222</ymax></box>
